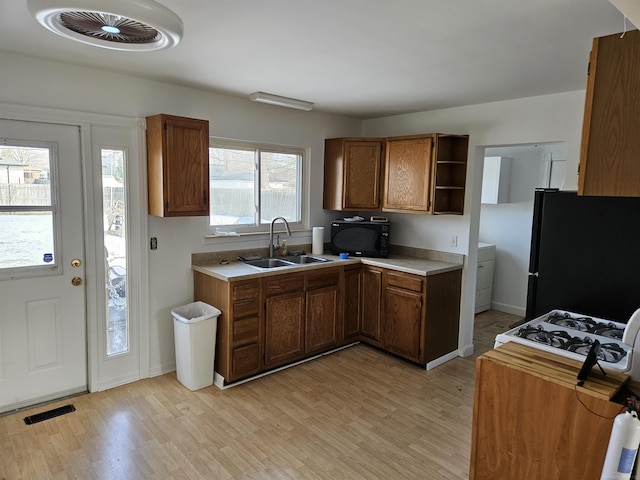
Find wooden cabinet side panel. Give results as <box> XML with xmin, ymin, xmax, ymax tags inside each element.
<box><xmin>470</xmin><ymin>356</ymin><xmax>619</xmax><ymax>480</ymax></box>
<box><xmin>193</xmin><ymin>272</ymin><xmax>231</xmax><ymax>379</ymax></box>
<box><xmin>146</xmin><ymin>115</ymin><xmax>165</xmax><ymax>216</ymax></box>
<box><xmin>579</xmin><ymin>30</ymin><xmax>640</xmax><ymax>196</ymax></box>
<box><xmin>323</xmin><ymin>138</ymin><xmax>345</xmax><ymax>210</ymax></box>
<box><xmin>383</xmin><ymin>137</ymin><xmax>433</xmax><ymax>212</ymax></box>
<box><xmin>424</xmin><ymin>270</ymin><xmax>461</xmax><ymax>363</ymax></box>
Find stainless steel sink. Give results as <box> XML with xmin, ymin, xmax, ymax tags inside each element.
<box><xmin>244</xmin><ymin>258</ymin><xmax>293</xmax><ymax>269</ymax></box>
<box><xmin>243</xmin><ymin>255</ymin><xmax>332</xmax><ymax>269</ymax></box>
<box><xmin>280</xmin><ymin>255</ymin><xmax>331</xmax><ymax>264</ymax></box>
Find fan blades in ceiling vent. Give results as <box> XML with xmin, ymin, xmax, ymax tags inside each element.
<box><xmin>58</xmin><ymin>12</ymin><xmax>161</xmax><ymax>44</ymax></box>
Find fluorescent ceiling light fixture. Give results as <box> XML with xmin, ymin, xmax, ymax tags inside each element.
<box><xmin>249</xmin><ymin>92</ymin><xmax>314</xmax><ymax>111</ymax></box>
<box><xmin>26</xmin><ymin>0</ymin><xmax>183</xmax><ymax>51</ymax></box>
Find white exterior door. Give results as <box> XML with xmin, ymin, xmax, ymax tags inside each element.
<box><xmin>0</xmin><ymin>119</ymin><xmax>87</xmax><ymax>412</ymax></box>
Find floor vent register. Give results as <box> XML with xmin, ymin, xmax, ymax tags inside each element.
<box><xmin>23</xmin><ymin>404</ymin><xmax>76</xmax><ymax>425</ymax></box>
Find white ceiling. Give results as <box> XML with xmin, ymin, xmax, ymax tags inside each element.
<box><xmin>0</xmin><ymin>0</ymin><xmax>631</xmax><ymax>119</ymax></box>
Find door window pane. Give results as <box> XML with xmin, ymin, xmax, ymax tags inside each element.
<box><xmin>101</xmin><ymin>148</ymin><xmax>128</xmax><ymax>356</ymax></box>
<box><xmin>0</xmin><ymin>145</ymin><xmax>56</xmax><ymax>269</ymax></box>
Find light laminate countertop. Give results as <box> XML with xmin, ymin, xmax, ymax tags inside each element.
<box><xmin>192</xmin><ymin>254</ymin><xmax>463</xmax><ymax>282</ymax></box>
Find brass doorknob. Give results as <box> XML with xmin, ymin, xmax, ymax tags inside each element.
<box><xmin>71</xmin><ymin>277</ymin><xmax>83</xmax><ymax>286</ymax></box>
<box><xmin>71</xmin><ymin>258</ymin><xmax>81</xmax><ymax>268</ymax></box>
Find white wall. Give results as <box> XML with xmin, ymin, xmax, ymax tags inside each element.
<box><xmin>0</xmin><ymin>52</ymin><xmax>362</xmax><ymax>376</ymax></box>
<box><xmin>479</xmin><ymin>144</ymin><xmax>567</xmax><ymax>316</ymax></box>
<box><xmin>362</xmin><ymin>91</ymin><xmax>586</xmax><ymax>356</ymax></box>
<box><xmin>1</xmin><ymin>50</ymin><xmax>589</xmax><ymax>374</ymax></box>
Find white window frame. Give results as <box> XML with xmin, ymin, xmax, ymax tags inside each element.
<box><xmin>208</xmin><ymin>138</ymin><xmax>307</xmax><ymax>236</ymax></box>
<box><xmin>0</xmin><ymin>139</ymin><xmax>62</xmax><ymax>280</ymax></box>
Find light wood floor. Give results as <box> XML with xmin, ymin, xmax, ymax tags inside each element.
<box><xmin>0</xmin><ymin>310</ymin><xmax>517</xmax><ymax>480</ymax></box>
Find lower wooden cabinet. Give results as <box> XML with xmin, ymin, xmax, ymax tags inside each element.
<box><xmin>345</xmin><ymin>266</ymin><xmax>461</xmax><ymax>366</ymax></box>
<box><xmin>305</xmin><ymin>270</ymin><xmax>340</xmax><ymax>354</ymax></box>
<box><xmin>264</xmin><ymin>290</ymin><xmax>305</xmax><ymax>368</ymax></box>
<box><xmin>383</xmin><ymin>271</ymin><xmax>424</xmax><ymax>362</ymax></box>
<box><xmin>382</xmin><ymin>269</ymin><xmax>461</xmax><ymax>365</ymax></box>
<box><xmin>343</xmin><ymin>266</ymin><xmax>383</xmax><ymax>343</ymax></box>
<box><xmin>194</xmin><ymin>273</ymin><xmax>263</xmax><ymax>383</ymax></box>
<box><xmin>470</xmin><ymin>342</ymin><xmax>627</xmax><ymax>480</ymax></box>
<box><xmin>343</xmin><ymin>267</ymin><xmax>361</xmax><ymax>339</ymax></box>
<box><xmin>195</xmin><ymin>261</ymin><xmax>462</xmax><ymax>385</ymax></box>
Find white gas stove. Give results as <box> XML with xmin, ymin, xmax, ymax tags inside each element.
<box><xmin>494</xmin><ymin>308</ymin><xmax>640</xmax><ymax>381</ymax></box>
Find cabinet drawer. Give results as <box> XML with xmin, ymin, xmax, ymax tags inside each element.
<box><xmin>477</xmin><ymin>260</ymin><xmax>495</xmax><ymax>290</ymax></box>
<box><xmin>232</xmin><ymin>316</ymin><xmax>260</xmax><ymax>345</ymax></box>
<box><xmin>231</xmin><ymin>343</ymin><xmax>260</xmax><ymax>378</ymax></box>
<box><xmin>306</xmin><ymin>269</ymin><xmax>339</xmax><ymax>290</ymax></box>
<box><xmin>385</xmin><ymin>271</ymin><xmax>423</xmax><ymax>292</ymax></box>
<box><xmin>233</xmin><ymin>298</ymin><xmax>260</xmax><ymax>318</ymax></box>
<box><xmin>265</xmin><ymin>274</ymin><xmax>305</xmax><ymax>295</ymax></box>
<box><xmin>233</xmin><ymin>281</ymin><xmax>260</xmax><ymax>301</ymax></box>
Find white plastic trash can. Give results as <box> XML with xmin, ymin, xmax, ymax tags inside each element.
<box><xmin>171</xmin><ymin>301</ymin><xmax>221</xmax><ymax>391</ymax></box>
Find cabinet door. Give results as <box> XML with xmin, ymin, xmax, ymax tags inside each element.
<box><xmin>383</xmin><ymin>286</ymin><xmax>423</xmax><ymax>362</ymax></box>
<box><xmin>476</xmin><ymin>260</ymin><xmax>494</xmax><ymax>290</ymax></box>
<box><xmin>344</xmin><ymin>141</ymin><xmax>383</xmax><ymax>210</ymax></box>
<box><xmin>343</xmin><ymin>268</ymin><xmax>361</xmax><ymax>339</ymax></box>
<box><xmin>579</xmin><ymin>30</ymin><xmax>640</xmax><ymax>196</ymax></box>
<box><xmin>383</xmin><ymin>136</ymin><xmax>433</xmax><ymax>212</ymax></box>
<box><xmin>361</xmin><ymin>268</ymin><xmax>382</xmax><ymax>340</ymax></box>
<box><xmin>305</xmin><ymin>285</ymin><xmax>339</xmax><ymax>354</ymax></box>
<box><xmin>264</xmin><ymin>291</ymin><xmax>305</xmax><ymax>368</ymax></box>
<box><xmin>323</xmin><ymin>138</ymin><xmax>383</xmax><ymax>211</ymax></box>
<box><xmin>147</xmin><ymin>114</ymin><xmax>210</xmax><ymax>217</ymax></box>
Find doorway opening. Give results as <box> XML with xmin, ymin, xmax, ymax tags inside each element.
<box><xmin>474</xmin><ymin>142</ymin><xmax>567</xmax><ymax>345</ymax></box>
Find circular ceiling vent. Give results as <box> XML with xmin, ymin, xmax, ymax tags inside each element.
<box><xmin>26</xmin><ymin>0</ymin><xmax>183</xmax><ymax>51</ymax></box>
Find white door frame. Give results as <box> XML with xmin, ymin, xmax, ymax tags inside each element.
<box><xmin>0</xmin><ymin>102</ymin><xmax>150</xmax><ymax>393</ymax></box>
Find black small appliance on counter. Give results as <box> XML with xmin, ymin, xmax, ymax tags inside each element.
<box><xmin>330</xmin><ymin>218</ymin><xmax>390</xmax><ymax>258</ymax></box>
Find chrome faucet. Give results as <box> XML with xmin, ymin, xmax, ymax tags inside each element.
<box><xmin>269</xmin><ymin>217</ymin><xmax>291</xmax><ymax>257</ymax></box>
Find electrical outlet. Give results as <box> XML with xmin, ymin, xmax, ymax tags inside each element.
<box><xmin>449</xmin><ymin>235</ymin><xmax>458</xmax><ymax>247</ymax></box>
<box><xmin>150</xmin><ymin>237</ymin><xmax>158</xmax><ymax>250</ymax></box>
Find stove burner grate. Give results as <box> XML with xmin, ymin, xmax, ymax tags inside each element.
<box><xmin>516</xmin><ymin>325</ymin><xmax>573</xmax><ymax>348</ymax></box>
<box><xmin>545</xmin><ymin>312</ymin><xmax>625</xmax><ymax>340</ymax></box>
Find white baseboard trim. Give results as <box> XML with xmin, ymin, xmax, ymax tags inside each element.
<box><xmin>97</xmin><ymin>372</ymin><xmax>142</xmax><ymax>392</ymax></box>
<box><xmin>1</xmin><ymin>386</ymin><xmax>87</xmax><ymax>415</ymax></box>
<box><xmin>214</xmin><ymin>342</ymin><xmax>360</xmax><ymax>390</ymax></box>
<box><xmin>459</xmin><ymin>344</ymin><xmax>475</xmax><ymax>357</ymax></box>
<box><xmin>490</xmin><ymin>302</ymin><xmax>526</xmax><ymax>317</ymax></box>
<box><xmin>426</xmin><ymin>350</ymin><xmax>459</xmax><ymax>370</ymax></box>
<box><xmin>149</xmin><ymin>361</ymin><xmax>176</xmax><ymax>379</ymax></box>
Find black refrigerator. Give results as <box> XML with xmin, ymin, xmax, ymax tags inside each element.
<box><xmin>526</xmin><ymin>188</ymin><xmax>640</xmax><ymax>323</ymax></box>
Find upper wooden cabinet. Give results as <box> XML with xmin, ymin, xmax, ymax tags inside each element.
<box><xmin>579</xmin><ymin>30</ymin><xmax>640</xmax><ymax>197</ymax></box>
<box><xmin>383</xmin><ymin>135</ymin><xmax>433</xmax><ymax>213</ymax></box>
<box><xmin>146</xmin><ymin>114</ymin><xmax>210</xmax><ymax>217</ymax></box>
<box><xmin>323</xmin><ymin>133</ymin><xmax>468</xmax><ymax>215</ymax></box>
<box><xmin>323</xmin><ymin>138</ymin><xmax>384</xmax><ymax>210</ymax></box>
<box><xmin>432</xmin><ymin>134</ymin><xmax>469</xmax><ymax>214</ymax></box>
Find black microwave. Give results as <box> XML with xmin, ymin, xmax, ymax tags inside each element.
<box><xmin>330</xmin><ymin>220</ymin><xmax>390</xmax><ymax>258</ymax></box>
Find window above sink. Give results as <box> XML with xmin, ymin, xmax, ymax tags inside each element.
<box><xmin>208</xmin><ymin>138</ymin><xmax>308</xmax><ymax>237</ymax></box>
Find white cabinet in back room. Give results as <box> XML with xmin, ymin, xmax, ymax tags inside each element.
<box><xmin>475</xmin><ymin>243</ymin><xmax>496</xmax><ymax>313</ymax></box>
<box><xmin>481</xmin><ymin>156</ymin><xmax>511</xmax><ymax>204</ymax></box>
